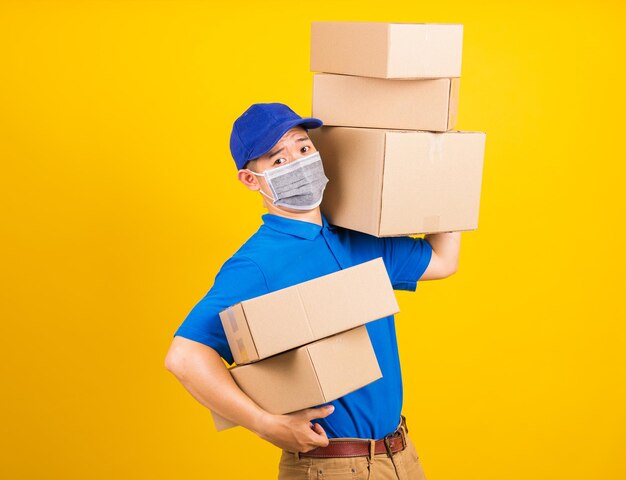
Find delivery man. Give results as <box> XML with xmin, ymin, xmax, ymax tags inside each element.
<box><xmin>165</xmin><ymin>103</ymin><xmax>461</xmax><ymax>479</ymax></box>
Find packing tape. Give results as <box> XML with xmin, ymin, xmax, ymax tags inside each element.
<box><xmin>236</xmin><ymin>338</ymin><xmax>249</xmax><ymax>364</ymax></box>
<box><xmin>226</xmin><ymin>307</ymin><xmax>239</xmax><ymax>333</ymax></box>
<box><xmin>428</xmin><ymin>133</ymin><xmax>445</xmax><ymax>165</ymax></box>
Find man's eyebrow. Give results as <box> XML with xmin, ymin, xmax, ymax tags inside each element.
<box><xmin>267</xmin><ymin>137</ymin><xmax>310</xmax><ymax>158</ymax></box>
<box><xmin>268</xmin><ymin>146</ymin><xmax>285</xmax><ymax>158</ymax></box>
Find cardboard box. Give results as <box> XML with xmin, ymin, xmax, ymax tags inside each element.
<box><xmin>311</xmin><ymin>22</ymin><xmax>463</xmax><ymax>79</ymax></box>
<box><xmin>313</xmin><ymin>74</ymin><xmax>459</xmax><ymax>132</ymax></box>
<box><xmin>211</xmin><ymin>326</ymin><xmax>382</xmax><ymax>431</ymax></box>
<box><xmin>220</xmin><ymin>258</ymin><xmax>399</xmax><ymax>365</ymax></box>
<box><xmin>309</xmin><ymin>127</ymin><xmax>486</xmax><ymax>236</ymax></box>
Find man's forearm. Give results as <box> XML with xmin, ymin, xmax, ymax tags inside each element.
<box><xmin>165</xmin><ymin>336</ymin><xmax>335</xmax><ymax>452</ymax></box>
<box><xmin>165</xmin><ymin>337</ymin><xmax>268</xmax><ymax>434</ymax></box>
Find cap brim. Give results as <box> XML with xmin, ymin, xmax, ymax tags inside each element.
<box><xmin>250</xmin><ymin>117</ymin><xmax>323</xmax><ymax>161</ymax></box>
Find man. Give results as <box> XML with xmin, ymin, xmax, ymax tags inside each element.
<box><xmin>165</xmin><ymin>103</ymin><xmax>461</xmax><ymax>479</ymax></box>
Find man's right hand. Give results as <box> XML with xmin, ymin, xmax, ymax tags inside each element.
<box><xmin>255</xmin><ymin>405</ymin><xmax>335</xmax><ymax>453</ymax></box>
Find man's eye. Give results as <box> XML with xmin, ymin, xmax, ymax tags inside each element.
<box><xmin>301</xmin><ymin>146</ymin><xmax>310</xmax><ymax>154</ymax></box>
<box><xmin>274</xmin><ymin>158</ymin><xmax>287</xmax><ymax>165</ymax></box>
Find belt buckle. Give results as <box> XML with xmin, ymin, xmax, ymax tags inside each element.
<box><xmin>383</xmin><ymin>436</ymin><xmax>394</xmax><ymax>457</ymax></box>
<box><xmin>383</xmin><ymin>431</ymin><xmax>402</xmax><ymax>457</ymax></box>
<box><xmin>383</xmin><ymin>429</ymin><xmax>406</xmax><ymax>457</ymax></box>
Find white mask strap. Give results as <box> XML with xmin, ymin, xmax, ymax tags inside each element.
<box><xmin>258</xmin><ymin>189</ymin><xmax>274</xmax><ymax>202</ymax></box>
<box><xmin>242</xmin><ymin>168</ymin><xmax>275</xmax><ymax>201</ymax></box>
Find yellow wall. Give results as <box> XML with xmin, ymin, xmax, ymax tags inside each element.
<box><xmin>1</xmin><ymin>1</ymin><xmax>625</xmax><ymax>478</ymax></box>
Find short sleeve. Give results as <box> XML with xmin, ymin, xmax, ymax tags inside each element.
<box><xmin>381</xmin><ymin>236</ymin><xmax>433</xmax><ymax>291</ymax></box>
<box><xmin>172</xmin><ymin>255</ymin><xmax>269</xmax><ymax>365</ymax></box>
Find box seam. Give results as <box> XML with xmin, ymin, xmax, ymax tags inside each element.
<box><xmin>305</xmin><ymin>346</ymin><xmax>327</xmax><ymax>402</ymax></box>
<box><xmin>385</xmin><ymin>24</ymin><xmax>391</xmax><ymax>78</ymax></box>
<box><xmin>447</xmin><ymin>78</ymin><xmax>460</xmax><ymax>130</ymax></box>
<box><xmin>377</xmin><ymin>132</ymin><xmax>388</xmax><ymax>236</ymax></box>
<box><xmin>295</xmin><ymin>285</ymin><xmax>316</xmax><ymax>341</ymax></box>
<box><xmin>447</xmin><ymin>79</ymin><xmax>452</xmax><ymax>129</ymax></box>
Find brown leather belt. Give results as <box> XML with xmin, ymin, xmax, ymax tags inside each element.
<box><xmin>299</xmin><ymin>421</ymin><xmax>407</xmax><ymax>458</ymax></box>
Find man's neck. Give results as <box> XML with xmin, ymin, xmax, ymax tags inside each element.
<box><xmin>265</xmin><ymin>205</ymin><xmax>323</xmax><ymax>226</ymax></box>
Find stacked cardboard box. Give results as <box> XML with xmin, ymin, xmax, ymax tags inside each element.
<box><xmin>310</xmin><ymin>22</ymin><xmax>487</xmax><ymax>236</ymax></box>
<box><xmin>212</xmin><ymin>22</ymin><xmax>487</xmax><ymax>431</ymax></box>
<box><xmin>211</xmin><ymin>258</ymin><xmax>399</xmax><ymax>430</ymax></box>
<box><xmin>211</xmin><ymin>326</ymin><xmax>382</xmax><ymax>431</ymax></box>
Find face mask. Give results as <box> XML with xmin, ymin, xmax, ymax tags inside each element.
<box><xmin>248</xmin><ymin>151</ymin><xmax>329</xmax><ymax>211</ymax></box>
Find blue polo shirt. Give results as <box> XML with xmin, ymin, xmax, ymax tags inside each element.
<box><xmin>173</xmin><ymin>213</ymin><xmax>432</xmax><ymax>440</ymax></box>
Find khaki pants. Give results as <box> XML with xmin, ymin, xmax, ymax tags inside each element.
<box><xmin>278</xmin><ymin>422</ymin><xmax>427</xmax><ymax>480</ymax></box>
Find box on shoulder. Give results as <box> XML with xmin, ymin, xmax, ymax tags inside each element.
<box><xmin>313</xmin><ymin>74</ymin><xmax>459</xmax><ymax>132</ymax></box>
<box><xmin>310</xmin><ymin>127</ymin><xmax>486</xmax><ymax>237</ymax></box>
<box><xmin>219</xmin><ymin>258</ymin><xmax>399</xmax><ymax>365</ymax></box>
<box><xmin>311</xmin><ymin>22</ymin><xmax>463</xmax><ymax>79</ymax></box>
<box><xmin>211</xmin><ymin>326</ymin><xmax>382</xmax><ymax>431</ymax></box>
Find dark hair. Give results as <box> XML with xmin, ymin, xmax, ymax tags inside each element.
<box><xmin>243</xmin><ymin>159</ymin><xmax>258</xmax><ymax>171</ymax></box>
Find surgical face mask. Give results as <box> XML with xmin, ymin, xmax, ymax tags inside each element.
<box><xmin>248</xmin><ymin>151</ymin><xmax>329</xmax><ymax>211</ymax></box>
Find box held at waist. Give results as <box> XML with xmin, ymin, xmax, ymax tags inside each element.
<box><xmin>211</xmin><ymin>326</ymin><xmax>382</xmax><ymax>431</ymax></box>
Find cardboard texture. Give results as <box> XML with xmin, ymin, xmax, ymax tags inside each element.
<box><xmin>220</xmin><ymin>258</ymin><xmax>399</xmax><ymax>365</ymax></box>
<box><xmin>311</xmin><ymin>22</ymin><xmax>463</xmax><ymax>79</ymax></box>
<box><xmin>309</xmin><ymin>127</ymin><xmax>486</xmax><ymax>237</ymax></box>
<box><xmin>211</xmin><ymin>326</ymin><xmax>382</xmax><ymax>431</ymax></box>
<box><xmin>313</xmin><ymin>74</ymin><xmax>459</xmax><ymax>132</ymax></box>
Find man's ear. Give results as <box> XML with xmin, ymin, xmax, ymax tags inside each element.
<box><xmin>237</xmin><ymin>169</ymin><xmax>260</xmax><ymax>191</ymax></box>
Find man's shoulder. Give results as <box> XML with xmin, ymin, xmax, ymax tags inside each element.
<box><xmin>231</xmin><ymin>223</ymin><xmax>275</xmax><ymax>254</ymax></box>
<box><xmin>221</xmin><ymin>222</ymin><xmax>285</xmax><ymax>269</ymax></box>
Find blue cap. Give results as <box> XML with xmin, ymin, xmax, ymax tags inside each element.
<box><xmin>230</xmin><ymin>103</ymin><xmax>323</xmax><ymax>169</ymax></box>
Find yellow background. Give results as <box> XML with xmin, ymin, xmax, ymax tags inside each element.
<box><xmin>1</xmin><ymin>0</ymin><xmax>625</xmax><ymax>478</ymax></box>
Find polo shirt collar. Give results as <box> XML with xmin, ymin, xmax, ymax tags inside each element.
<box><xmin>261</xmin><ymin>213</ymin><xmax>335</xmax><ymax>240</ymax></box>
